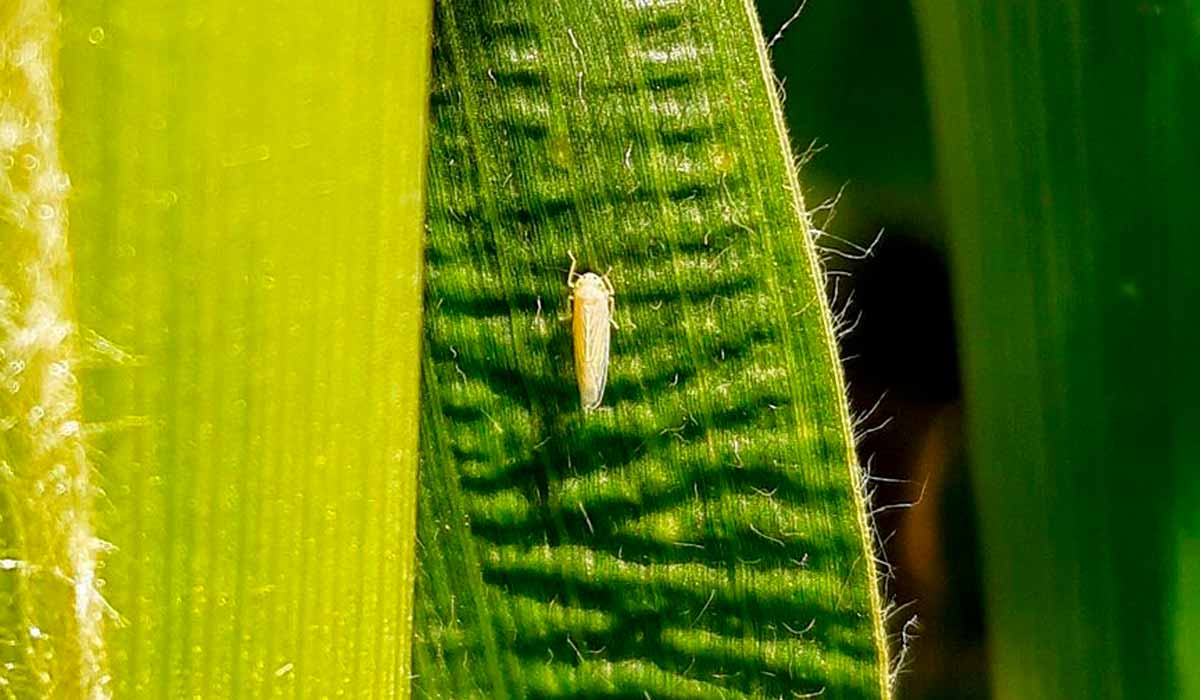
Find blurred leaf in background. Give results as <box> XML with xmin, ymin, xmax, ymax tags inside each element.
<box><xmin>1</xmin><ymin>0</ymin><xmax>430</xmax><ymax>696</ymax></box>
<box><xmin>915</xmin><ymin>2</ymin><xmax>1200</xmax><ymax>698</ymax></box>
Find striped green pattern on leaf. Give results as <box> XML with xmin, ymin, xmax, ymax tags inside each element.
<box><xmin>414</xmin><ymin>0</ymin><xmax>890</xmax><ymax>698</ymax></box>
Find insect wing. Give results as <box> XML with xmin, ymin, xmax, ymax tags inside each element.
<box><xmin>574</xmin><ymin>295</ymin><xmax>611</xmax><ymax>410</ymax></box>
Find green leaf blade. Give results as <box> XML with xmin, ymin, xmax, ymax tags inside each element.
<box><xmin>415</xmin><ymin>0</ymin><xmax>890</xmax><ymax>697</ymax></box>
<box><xmin>914</xmin><ymin>2</ymin><xmax>1200</xmax><ymax>698</ymax></box>
<box><xmin>2</xmin><ymin>0</ymin><xmax>433</xmax><ymax>697</ymax></box>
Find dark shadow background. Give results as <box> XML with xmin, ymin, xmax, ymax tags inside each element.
<box><xmin>754</xmin><ymin>2</ymin><xmax>991</xmax><ymax>697</ymax></box>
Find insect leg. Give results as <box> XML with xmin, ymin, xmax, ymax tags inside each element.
<box><xmin>566</xmin><ymin>250</ymin><xmax>581</xmax><ymax>287</ymax></box>
<box><xmin>562</xmin><ymin>291</ymin><xmax>574</xmax><ymax>322</ymax></box>
<box><xmin>602</xmin><ymin>268</ymin><xmax>619</xmax><ymax>329</ymax></box>
<box><xmin>563</xmin><ymin>251</ymin><xmax>578</xmax><ymax>322</ymax></box>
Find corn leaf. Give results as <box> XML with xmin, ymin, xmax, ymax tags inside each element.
<box><xmin>0</xmin><ymin>0</ymin><xmax>432</xmax><ymax>696</ymax></box>
<box><xmin>414</xmin><ymin>0</ymin><xmax>892</xmax><ymax>697</ymax></box>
